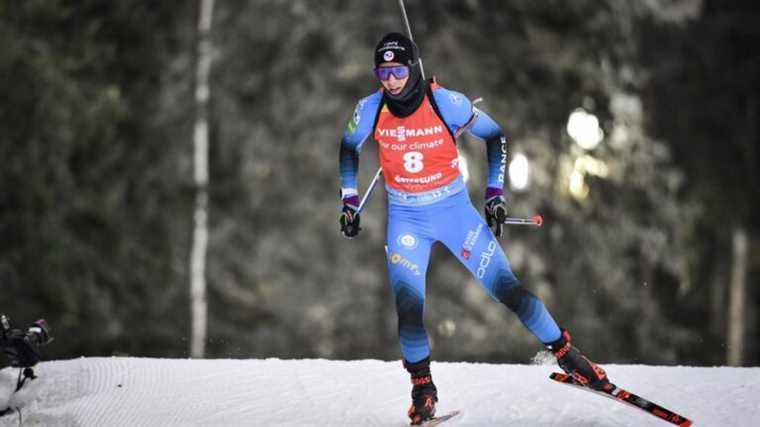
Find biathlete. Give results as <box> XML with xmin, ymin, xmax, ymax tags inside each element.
<box><xmin>338</xmin><ymin>32</ymin><xmax>609</xmax><ymax>425</ymax></box>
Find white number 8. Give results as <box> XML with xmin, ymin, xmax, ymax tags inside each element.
<box><xmin>403</xmin><ymin>151</ymin><xmax>424</xmax><ymax>173</ymax></box>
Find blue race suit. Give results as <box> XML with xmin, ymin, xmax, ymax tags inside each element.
<box><xmin>339</xmin><ymin>81</ymin><xmax>561</xmax><ymax>363</ymax></box>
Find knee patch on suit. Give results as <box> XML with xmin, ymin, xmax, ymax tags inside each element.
<box><xmin>490</xmin><ymin>271</ymin><xmax>562</xmax><ymax>344</ymax></box>
<box><xmin>394</xmin><ymin>281</ymin><xmax>430</xmax><ymax>361</ymax></box>
<box><xmin>492</xmin><ymin>271</ymin><xmax>538</xmax><ymax>318</ymax></box>
<box><xmin>395</xmin><ymin>282</ymin><xmax>424</xmax><ymax>328</ymax></box>
<box><xmin>491</xmin><ymin>270</ymin><xmax>520</xmax><ymax>305</ymax></box>
<box><xmin>501</xmin><ymin>286</ymin><xmax>538</xmax><ymax>317</ymax></box>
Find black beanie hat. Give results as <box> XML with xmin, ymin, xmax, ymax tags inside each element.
<box><xmin>374</xmin><ymin>32</ymin><xmax>419</xmax><ymax>67</ymax></box>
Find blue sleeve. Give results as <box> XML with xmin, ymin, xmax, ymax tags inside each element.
<box><xmin>431</xmin><ymin>87</ymin><xmax>475</xmax><ymax>135</ymax></box>
<box><xmin>339</xmin><ymin>92</ymin><xmax>382</xmax><ymax>200</ymax></box>
<box><xmin>432</xmin><ymin>87</ymin><xmax>507</xmax><ymax>193</ymax></box>
<box><xmin>469</xmin><ymin>107</ymin><xmax>503</xmax><ymax>141</ymax></box>
<box><xmin>471</xmin><ymin>108</ymin><xmax>507</xmax><ymax>191</ymax></box>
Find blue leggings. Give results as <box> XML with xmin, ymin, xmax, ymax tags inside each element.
<box><xmin>386</xmin><ymin>190</ymin><xmax>561</xmax><ymax>363</ymax></box>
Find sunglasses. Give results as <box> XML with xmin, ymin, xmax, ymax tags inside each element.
<box><xmin>374</xmin><ymin>65</ymin><xmax>409</xmax><ymax>81</ymax></box>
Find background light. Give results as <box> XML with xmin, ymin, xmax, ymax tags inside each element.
<box><xmin>567</xmin><ymin>108</ymin><xmax>604</xmax><ymax>150</ymax></box>
<box><xmin>458</xmin><ymin>155</ymin><xmax>470</xmax><ymax>182</ymax></box>
<box><xmin>569</xmin><ymin>169</ymin><xmax>589</xmax><ymax>199</ymax></box>
<box><xmin>509</xmin><ymin>153</ymin><xmax>530</xmax><ymax>191</ymax></box>
<box><xmin>575</xmin><ymin>155</ymin><xmax>609</xmax><ymax>177</ymax></box>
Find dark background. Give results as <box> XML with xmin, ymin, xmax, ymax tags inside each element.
<box><xmin>1</xmin><ymin>0</ymin><xmax>758</xmax><ymax>366</ymax></box>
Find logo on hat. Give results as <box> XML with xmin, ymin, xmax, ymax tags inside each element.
<box><xmin>383</xmin><ymin>51</ymin><xmax>394</xmax><ymax>61</ymax></box>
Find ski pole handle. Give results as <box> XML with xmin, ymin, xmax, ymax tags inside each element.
<box><xmin>504</xmin><ymin>215</ymin><xmax>544</xmax><ymax>227</ymax></box>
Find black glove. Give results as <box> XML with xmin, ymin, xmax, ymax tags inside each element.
<box><xmin>339</xmin><ymin>203</ymin><xmax>361</xmax><ymax>238</ymax></box>
<box><xmin>1</xmin><ymin>319</ymin><xmax>50</xmax><ymax>368</ymax></box>
<box><xmin>485</xmin><ymin>195</ymin><xmax>508</xmax><ymax>238</ymax></box>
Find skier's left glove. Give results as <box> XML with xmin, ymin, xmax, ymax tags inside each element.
<box><xmin>339</xmin><ymin>196</ymin><xmax>361</xmax><ymax>239</ymax></box>
<box><xmin>485</xmin><ymin>188</ymin><xmax>508</xmax><ymax>238</ymax></box>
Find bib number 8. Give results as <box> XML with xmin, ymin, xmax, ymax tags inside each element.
<box><xmin>403</xmin><ymin>151</ymin><xmax>424</xmax><ymax>173</ymax></box>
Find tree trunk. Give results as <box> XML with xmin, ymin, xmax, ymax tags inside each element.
<box><xmin>638</xmin><ymin>248</ymin><xmax>657</xmax><ymax>362</ymax></box>
<box><xmin>709</xmin><ymin>253</ymin><xmax>725</xmax><ymax>337</ymax></box>
<box><xmin>190</xmin><ymin>0</ymin><xmax>214</xmax><ymax>358</ymax></box>
<box><xmin>727</xmin><ymin>226</ymin><xmax>748</xmax><ymax>366</ymax></box>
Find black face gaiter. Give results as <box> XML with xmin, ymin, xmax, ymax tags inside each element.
<box><xmin>383</xmin><ymin>62</ymin><xmax>426</xmax><ymax>118</ymax></box>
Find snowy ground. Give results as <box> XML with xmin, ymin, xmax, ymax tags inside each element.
<box><xmin>1</xmin><ymin>357</ymin><xmax>758</xmax><ymax>426</ymax></box>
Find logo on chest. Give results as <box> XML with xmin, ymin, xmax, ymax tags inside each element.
<box><xmin>377</xmin><ymin>125</ymin><xmax>444</xmax><ymax>143</ymax></box>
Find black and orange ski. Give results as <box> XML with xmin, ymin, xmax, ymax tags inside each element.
<box><xmin>550</xmin><ymin>372</ymin><xmax>692</xmax><ymax>426</ymax></box>
<box><xmin>418</xmin><ymin>410</ymin><xmax>462</xmax><ymax>426</ymax></box>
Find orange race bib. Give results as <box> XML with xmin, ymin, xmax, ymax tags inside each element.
<box><xmin>374</xmin><ymin>94</ymin><xmax>460</xmax><ymax>193</ymax></box>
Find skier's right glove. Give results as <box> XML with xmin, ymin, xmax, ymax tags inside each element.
<box><xmin>339</xmin><ymin>196</ymin><xmax>361</xmax><ymax>239</ymax></box>
<box><xmin>485</xmin><ymin>189</ymin><xmax>508</xmax><ymax>238</ymax></box>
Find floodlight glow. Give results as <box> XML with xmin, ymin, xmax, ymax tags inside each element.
<box><xmin>567</xmin><ymin>108</ymin><xmax>604</xmax><ymax>150</ymax></box>
<box><xmin>437</xmin><ymin>319</ymin><xmax>457</xmax><ymax>337</ymax></box>
<box><xmin>569</xmin><ymin>169</ymin><xmax>589</xmax><ymax>199</ymax></box>
<box><xmin>458</xmin><ymin>155</ymin><xmax>470</xmax><ymax>182</ymax></box>
<box><xmin>575</xmin><ymin>155</ymin><xmax>609</xmax><ymax>177</ymax></box>
<box><xmin>509</xmin><ymin>153</ymin><xmax>530</xmax><ymax>191</ymax></box>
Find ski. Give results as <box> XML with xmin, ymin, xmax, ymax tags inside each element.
<box><xmin>550</xmin><ymin>372</ymin><xmax>692</xmax><ymax>426</ymax></box>
<box><xmin>419</xmin><ymin>410</ymin><xmax>462</xmax><ymax>426</ymax></box>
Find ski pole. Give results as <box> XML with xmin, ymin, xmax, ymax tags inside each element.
<box><xmin>356</xmin><ymin>0</ymin><xmax>424</xmax><ymax>214</ymax></box>
<box><xmin>356</xmin><ymin>167</ymin><xmax>383</xmax><ymax>214</ymax></box>
<box><xmin>504</xmin><ymin>215</ymin><xmax>544</xmax><ymax>227</ymax></box>
<box><xmin>398</xmin><ymin>0</ymin><xmax>425</xmax><ymax>79</ymax></box>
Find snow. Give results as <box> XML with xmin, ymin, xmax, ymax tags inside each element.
<box><xmin>1</xmin><ymin>357</ymin><xmax>758</xmax><ymax>426</ymax></box>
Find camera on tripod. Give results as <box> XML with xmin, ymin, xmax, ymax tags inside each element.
<box><xmin>0</xmin><ymin>315</ymin><xmax>52</xmax><ymax>369</ymax></box>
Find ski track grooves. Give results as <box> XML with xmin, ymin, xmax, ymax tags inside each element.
<box><xmin>1</xmin><ymin>358</ymin><xmax>759</xmax><ymax>426</ymax></box>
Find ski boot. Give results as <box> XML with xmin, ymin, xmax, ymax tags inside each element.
<box><xmin>546</xmin><ymin>328</ymin><xmax>611</xmax><ymax>391</ymax></box>
<box><xmin>404</xmin><ymin>357</ymin><xmax>438</xmax><ymax>425</ymax></box>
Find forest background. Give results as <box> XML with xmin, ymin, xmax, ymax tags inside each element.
<box><xmin>1</xmin><ymin>0</ymin><xmax>758</xmax><ymax>367</ymax></box>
